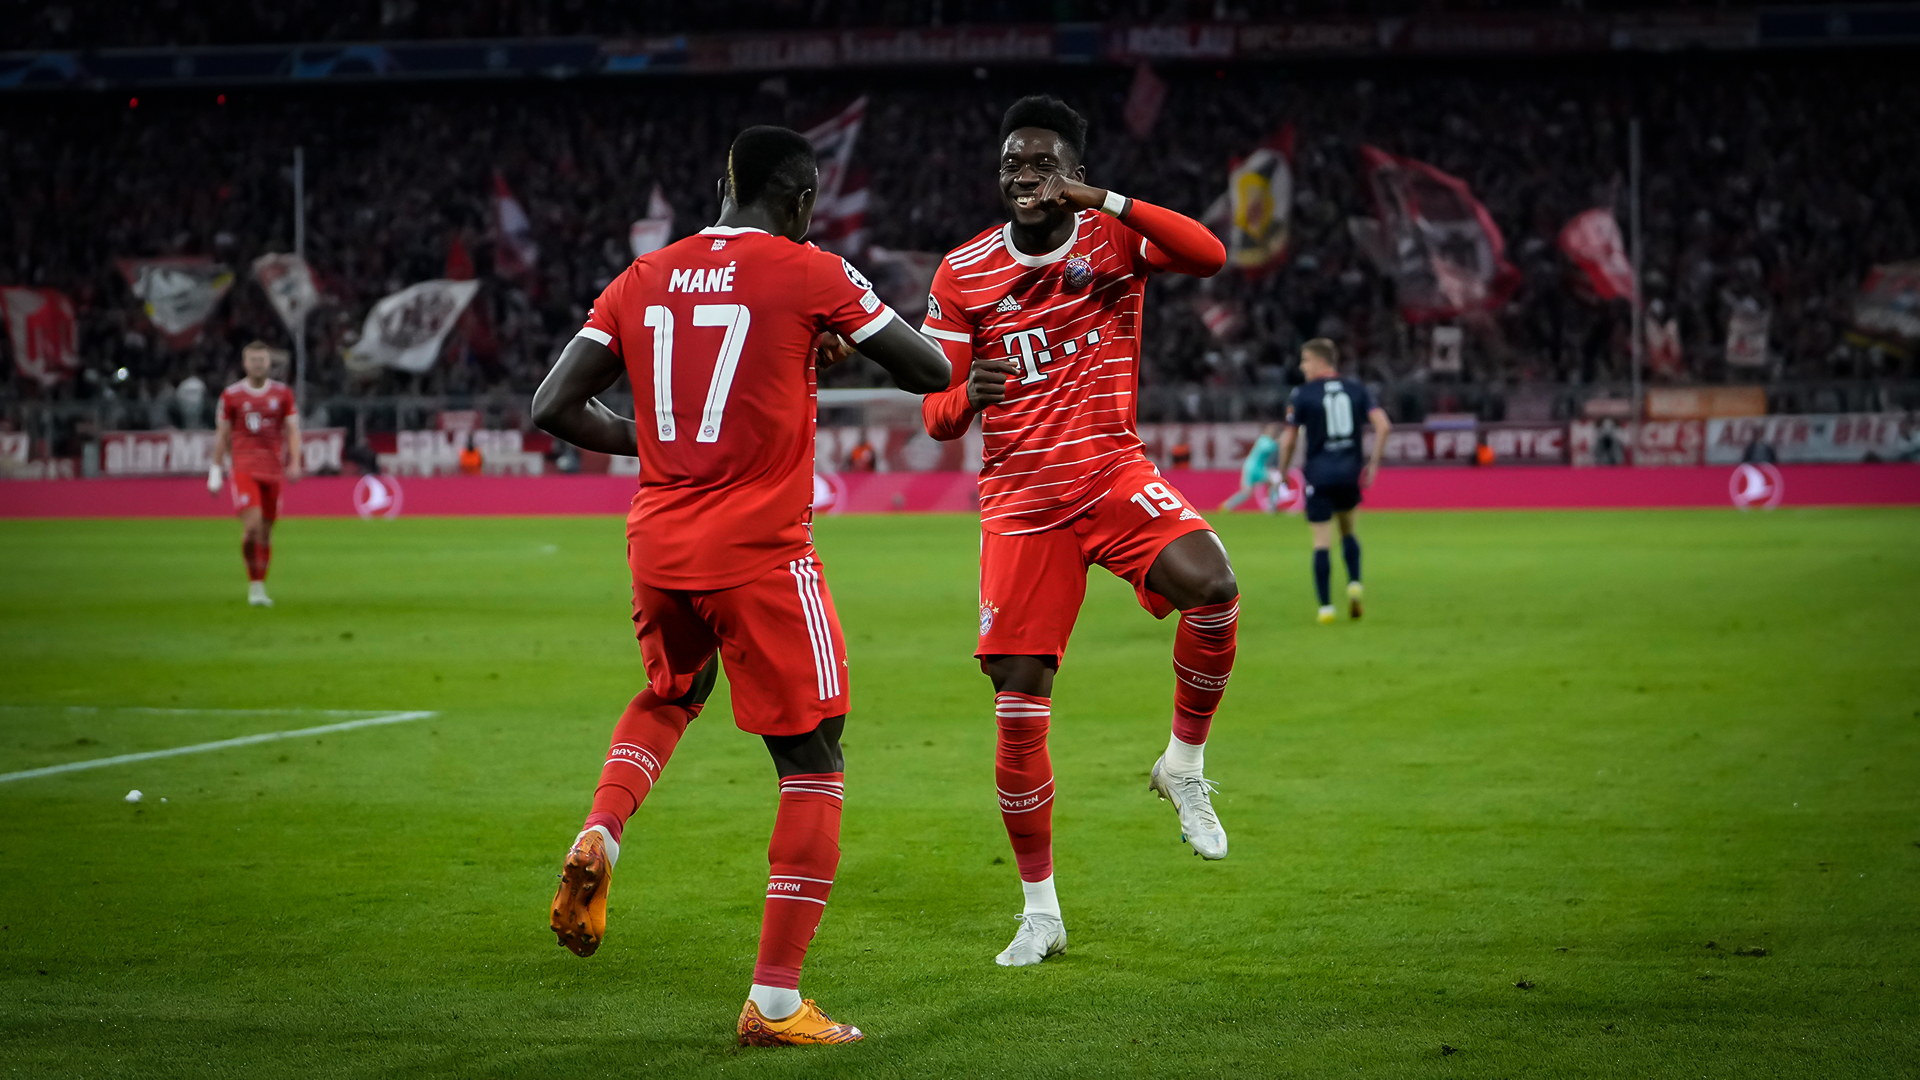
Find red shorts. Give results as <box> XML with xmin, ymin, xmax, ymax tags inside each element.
<box><xmin>976</xmin><ymin>457</ymin><xmax>1214</xmax><ymax>661</ymax></box>
<box><xmin>230</xmin><ymin>472</ymin><xmax>282</xmax><ymax>523</ymax></box>
<box><xmin>629</xmin><ymin>549</ymin><xmax>849</xmax><ymax>737</ymax></box>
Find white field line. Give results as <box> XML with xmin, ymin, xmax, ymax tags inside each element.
<box><xmin>0</xmin><ymin>710</ymin><xmax>437</xmax><ymax>784</ymax></box>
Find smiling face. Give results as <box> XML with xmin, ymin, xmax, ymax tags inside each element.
<box><xmin>999</xmin><ymin>127</ymin><xmax>1083</xmax><ymax>229</ymax></box>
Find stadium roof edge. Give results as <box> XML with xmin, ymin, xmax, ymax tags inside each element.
<box><xmin>2</xmin><ymin>8</ymin><xmax>1917</xmax><ymax>91</ymax></box>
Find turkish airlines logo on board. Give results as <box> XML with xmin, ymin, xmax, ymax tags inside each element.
<box><xmin>1728</xmin><ymin>463</ymin><xmax>1784</xmax><ymax>510</ymax></box>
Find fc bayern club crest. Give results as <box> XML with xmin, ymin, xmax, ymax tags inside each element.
<box><xmin>979</xmin><ymin>602</ymin><xmax>997</xmax><ymax>636</ymax></box>
<box><xmin>1063</xmin><ymin>254</ymin><xmax>1094</xmax><ymax>289</ymax></box>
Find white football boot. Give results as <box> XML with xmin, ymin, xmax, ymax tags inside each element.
<box><xmin>1149</xmin><ymin>755</ymin><xmax>1228</xmax><ymax>860</ymax></box>
<box><xmin>247</xmin><ymin>582</ymin><xmax>273</xmax><ymax>607</ymax></box>
<box><xmin>994</xmin><ymin>913</ymin><xmax>1067</xmax><ymax>967</ymax></box>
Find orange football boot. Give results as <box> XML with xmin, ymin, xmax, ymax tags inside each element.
<box><xmin>737</xmin><ymin>999</ymin><xmax>865</xmax><ymax>1047</ymax></box>
<box><xmin>550</xmin><ymin>829</ymin><xmax>612</xmax><ymax>957</ymax></box>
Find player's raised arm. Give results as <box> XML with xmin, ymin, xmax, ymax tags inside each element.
<box><xmin>532</xmin><ymin>335</ymin><xmax>639</xmax><ymax>458</ymax></box>
<box><xmin>1030</xmin><ymin>173</ymin><xmax>1225</xmax><ymax>277</ymax></box>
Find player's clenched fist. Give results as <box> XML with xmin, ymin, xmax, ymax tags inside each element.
<box><xmin>966</xmin><ymin>357</ymin><xmax>1022</xmax><ymax>410</ymax></box>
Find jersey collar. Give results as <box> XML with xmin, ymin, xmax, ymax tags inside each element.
<box><xmin>699</xmin><ymin>225</ymin><xmax>768</xmax><ymax>236</ymax></box>
<box><xmin>1000</xmin><ymin>214</ymin><xmax>1081</xmax><ymax>268</ymax></box>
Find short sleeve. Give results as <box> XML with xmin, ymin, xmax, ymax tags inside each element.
<box><xmin>1352</xmin><ymin>380</ymin><xmax>1377</xmax><ymax>414</ymax></box>
<box><xmin>578</xmin><ymin>266</ymin><xmax>632</xmax><ymax>359</ymax></box>
<box><xmin>218</xmin><ymin>391</ymin><xmax>236</xmax><ymax>424</ymax></box>
<box><xmin>810</xmin><ymin>250</ymin><xmax>896</xmax><ymax>344</ymax></box>
<box><xmin>921</xmin><ymin>259</ymin><xmax>973</xmax><ymax>347</ymax></box>
<box><xmin>1284</xmin><ymin>387</ymin><xmax>1301</xmax><ymax>425</ymax></box>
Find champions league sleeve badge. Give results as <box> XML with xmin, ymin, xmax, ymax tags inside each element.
<box><xmin>1063</xmin><ymin>253</ymin><xmax>1094</xmax><ymax>289</ymax></box>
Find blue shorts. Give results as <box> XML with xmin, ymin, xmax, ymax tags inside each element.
<box><xmin>1303</xmin><ymin>482</ymin><xmax>1361</xmax><ymax>523</ymax></box>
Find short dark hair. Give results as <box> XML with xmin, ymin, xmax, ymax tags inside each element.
<box><xmin>727</xmin><ymin>125</ymin><xmax>817</xmax><ymax>207</ymax></box>
<box><xmin>999</xmin><ymin>95</ymin><xmax>1087</xmax><ymax>162</ymax></box>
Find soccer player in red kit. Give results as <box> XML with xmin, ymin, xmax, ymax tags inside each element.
<box><xmin>919</xmin><ymin>96</ymin><xmax>1237</xmax><ymax>966</ymax></box>
<box><xmin>531</xmin><ymin>126</ymin><xmax>949</xmax><ymax>1046</ymax></box>
<box><xmin>209</xmin><ymin>341</ymin><xmax>301</xmax><ymax>606</ymax></box>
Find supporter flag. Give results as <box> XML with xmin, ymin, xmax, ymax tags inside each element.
<box><xmin>864</xmin><ymin>247</ymin><xmax>941</xmax><ymax>322</ymax></box>
<box><xmin>1725</xmin><ymin>300</ymin><xmax>1770</xmax><ymax>368</ymax></box>
<box><xmin>1349</xmin><ymin>146</ymin><xmax>1520</xmax><ymax>323</ymax></box>
<box><xmin>1557</xmin><ymin>207</ymin><xmax>1636</xmax><ymax>301</ymax></box>
<box><xmin>1647</xmin><ymin>310</ymin><xmax>1684</xmax><ymax>378</ymax></box>
<box><xmin>1853</xmin><ymin>261</ymin><xmax>1920</xmax><ymax>340</ymax></box>
<box><xmin>116</xmin><ymin>257</ymin><xmax>235</xmax><ymax>347</ymax></box>
<box><xmin>492</xmin><ymin>172</ymin><xmax>539</xmax><ymax>277</ymax></box>
<box><xmin>629</xmin><ymin>184</ymin><xmax>675</xmax><ymax>258</ymax></box>
<box><xmin>803</xmin><ymin>97</ymin><xmax>869</xmax><ymax>256</ymax></box>
<box><xmin>250</xmin><ymin>253</ymin><xmax>320</xmax><ymax>334</ymax></box>
<box><xmin>1193</xmin><ymin>293</ymin><xmax>1245</xmax><ymax>341</ymax></box>
<box><xmin>1123</xmin><ymin>63</ymin><xmax>1168</xmax><ymax>139</ymax></box>
<box><xmin>344</xmin><ymin>280</ymin><xmax>481</xmax><ymax>374</ymax></box>
<box><xmin>1</xmin><ymin>286</ymin><xmax>79</xmax><ymax>387</ymax></box>
<box><xmin>1225</xmin><ymin>125</ymin><xmax>1295</xmax><ymax>273</ymax></box>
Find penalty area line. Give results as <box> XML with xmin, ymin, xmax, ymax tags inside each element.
<box><xmin>0</xmin><ymin>710</ymin><xmax>438</xmax><ymax>785</ymax></box>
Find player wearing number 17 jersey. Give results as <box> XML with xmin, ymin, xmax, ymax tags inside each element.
<box><xmin>918</xmin><ymin>96</ymin><xmax>1237</xmax><ymax>968</ymax></box>
<box><xmin>531</xmin><ymin>126</ymin><xmax>948</xmax><ymax>1047</ymax></box>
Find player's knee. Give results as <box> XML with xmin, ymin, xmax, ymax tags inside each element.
<box><xmin>1189</xmin><ymin>568</ymin><xmax>1239</xmax><ymax>608</ymax></box>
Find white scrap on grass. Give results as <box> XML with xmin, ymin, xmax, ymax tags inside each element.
<box><xmin>125</xmin><ymin>789</ymin><xmax>142</xmax><ymax>803</ymax></box>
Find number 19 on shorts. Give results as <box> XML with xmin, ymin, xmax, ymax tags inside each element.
<box><xmin>1129</xmin><ymin>482</ymin><xmax>1184</xmax><ymax>518</ymax></box>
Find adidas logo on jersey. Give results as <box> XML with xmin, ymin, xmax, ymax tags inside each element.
<box><xmin>996</xmin><ymin>296</ymin><xmax>1022</xmax><ymax>313</ymax></box>
<box><xmin>1178</xmin><ymin>508</ymin><xmax>1201</xmax><ymax>521</ymax></box>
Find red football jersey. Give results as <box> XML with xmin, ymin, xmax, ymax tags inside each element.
<box><xmin>920</xmin><ymin>210</ymin><xmax>1155</xmax><ymax>535</ymax></box>
<box><xmin>581</xmin><ymin>226</ymin><xmax>898</xmax><ymax>590</ymax></box>
<box><xmin>219</xmin><ymin>379</ymin><xmax>296</xmax><ymax>478</ymax></box>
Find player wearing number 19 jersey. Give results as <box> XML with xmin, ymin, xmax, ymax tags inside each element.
<box><xmin>918</xmin><ymin>96</ymin><xmax>1237</xmax><ymax>967</ymax></box>
<box><xmin>531</xmin><ymin>126</ymin><xmax>948</xmax><ymax>1046</ymax></box>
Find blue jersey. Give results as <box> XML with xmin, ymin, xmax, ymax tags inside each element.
<box><xmin>1241</xmin><ymin>434</ymin><xmax>1279</xmax><ymax>482</ymax></box>
<box><xmin>1286</xmin><ymin>377</ymin><xmax>1375</xmax><ymax>487</ymax></box>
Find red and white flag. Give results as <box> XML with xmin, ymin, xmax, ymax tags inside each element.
<box><xmin>1349</xmin><ymin>146</ymin><xmax>1519</xmax><ymax>323</ymax></box>
<box><xmin>1123</xmin><ymin>63</ymin><xmax>1168</xmax><ymax>139</ymax></box>
<box><xmin>1557</xmin><ymin>207</ymin><xmax>1635</xmax><ymax>301</ymax></box>
<box><xmin>116</xmin><ymin>257</ymin><xmax>235</xmax><ymax>347</ymax></box>
<box><xmin>1854</xmin><ymin>261</ymin><xmax>1920</xmax><ymax>340</ymax></box>
<box><xmin>804</xmin><ymin>97</ymin><xmax>868</xmax><ymax>257</ymax></box>
<box><xmin>251</xmin><ymin>253</ymin><xmax>320</xmax><ymax>333</ymax></box>
<box><xmin>492</xmin><ymin>172</ymin><xmax>539</xmax><ymax>277</ymax></box>
<box><xmin>1</xmin><ymin>286</ymin><xmax>79</xmax><ymax>387</ymax></box>
<box><xmin>629</xmin><ymin>184</ymin><xmax>675</xmax><ymax>258</ymax></box>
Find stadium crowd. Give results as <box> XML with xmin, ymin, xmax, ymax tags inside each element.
<box><xmin>2</xmin><ymin>51</ymin><xmax>1914</xmax><ymax>422</ymax></box>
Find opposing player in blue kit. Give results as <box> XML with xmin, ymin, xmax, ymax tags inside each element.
<box><xmin>1276</xmin><ymin>338</ymin><xmax>1391</xmax><ymax>623</ymax></box>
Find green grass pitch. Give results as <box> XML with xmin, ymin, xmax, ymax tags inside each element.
<box><xmin>1</xmin><ymin>507</ymin><xmax>1916</xmax><ymax>1078</ymax></box>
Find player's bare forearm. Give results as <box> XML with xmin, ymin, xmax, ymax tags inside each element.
<box><xmin>533</xmin><ymin>336</ymin><xmax>638</xmax><ymax>458</ymax></box>
<box><xmin>1277</xmin><ymin>427</ymin><xmax>1298</xmax><ymax>474</ymax></box>
<box><xmin>850</xmin><ymin>317</ymin><xmax>951</xmax><ymax>395</ymax></box>
<box><xmin>1363</xmin><ymin>408</ymin><xmax>1390</xmax><ymax>486</ymax></box>
<box><xmin>282</xmin><ymin>416</ymin><xmax>302</xmax><ymax>479</ymax></box>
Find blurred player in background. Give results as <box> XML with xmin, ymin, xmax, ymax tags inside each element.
<box><xmin>1220</xmin><ymin>422</ymin><xmax>1287</xmax><ymax>512</ymax></box>
<box><xmin>920</xmin><ymin>96</ymin><xmax>1235</xmax><ymax>968</ymax></box>
<box><xmin>1276</xmin><ymin>338</ymin><xmax>1391</xmax><ymax>623</ymax></box>
<box><xmin>532</xmin><ymin>126</ymin><xmax>949</xmax><ymax>1047</ymax></box>
<box><xmin>209</xmin><ymin>341</ymin><xmax>300</xmax><ymax>607</ymax></box>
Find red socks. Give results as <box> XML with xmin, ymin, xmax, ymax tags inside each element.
<box><xmin>242</xmin><ymin>538</ymin><xmax>272</xmax><ymax>582</ymax></box>
<box><xmin>994</xmin><ymin>691</ymin><xmax>1055</xmax><ymax>882</ymax></box>
<box><xmin>1172</xmin><ymin>600</ymin><xmax>1238</xmax><ymax>745</ymax></box>
<box><xmin>751</xmin><ymin>772</ymin><xmax>844</xmax><ymax>989</ymax></box>
<box><xmin>582</xmin><ymin>690</ymin><xmax>700</xmax><ymax>844</ymax></box>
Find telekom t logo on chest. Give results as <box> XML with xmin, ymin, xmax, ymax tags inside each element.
<box><xmin>999</xmin><ymin>326</ymin><xmax>1103</xmax><ymax>385</ymax></box>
